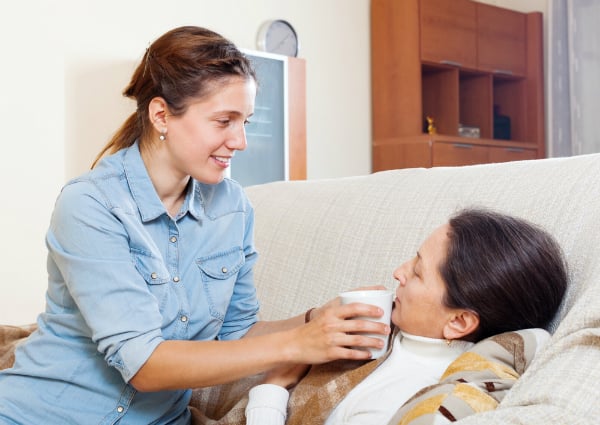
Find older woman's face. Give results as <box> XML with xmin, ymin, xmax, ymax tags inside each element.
<box><xmin>391</xmin><ymin>223</ymin><xmax>456</xmax><ymax>339</ymax></box>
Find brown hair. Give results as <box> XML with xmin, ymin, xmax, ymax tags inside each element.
<box><xmin>92</xmin><ymin>26</ymin><xmax>256</xmax><ymax>167</ymax></box>
<box><xmin>441</xmin><ymin>208</ymin><xmax>568</xmax><ymax>341</ymax></box>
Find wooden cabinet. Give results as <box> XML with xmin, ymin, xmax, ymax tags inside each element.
<box><xmin>371</xmin><ymin>0</ymin><xmax>545</xmax><ymax>171</ymax></box>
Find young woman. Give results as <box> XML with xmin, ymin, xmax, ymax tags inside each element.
<box><xmin>0</xmin><ymin>26</ymin><xmax>388</xmax><ymax>424</ymax></box>
<box><xmin>246</xmin><ymin>208</ymin><xmax>568</xmax><ymax>425</ymax></box>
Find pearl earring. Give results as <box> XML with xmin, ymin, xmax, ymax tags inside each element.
<box><xmin>159</xmin><ymin>132</ymin><xmax>166</xmax><ymax>141</ymax></box>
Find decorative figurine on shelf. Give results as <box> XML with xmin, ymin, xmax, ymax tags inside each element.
<box><xmin>426</xmin><ymin>115</ymin><xmax>437</xmax><ymax>135</ymax></box>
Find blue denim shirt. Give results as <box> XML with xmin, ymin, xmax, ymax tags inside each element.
<box><xmin>0</xmin><ymin>142</ymin><xmax>259</xmax><ymax>424</ymax></box>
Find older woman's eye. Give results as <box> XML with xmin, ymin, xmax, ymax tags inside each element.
<box><xmin>413</xmin><ymin>252</ymin><xmax>424</xmax><ymax>278</ymax></box>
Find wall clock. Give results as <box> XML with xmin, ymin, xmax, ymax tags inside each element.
<box><xmin>256</xmin><ymin>19</ymin><xmax>299</xmax><ymax>57</ymax></box>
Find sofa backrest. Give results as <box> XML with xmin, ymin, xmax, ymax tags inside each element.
<box><xmin>246</xmin><ymin>154</ymin><xmax>600</xmax><ymax>333</ymax></box>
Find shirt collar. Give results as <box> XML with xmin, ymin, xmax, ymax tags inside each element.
<box><xmin>184</xmin><ymin>179</ymin><xmax>203</xmax><ymax>220</ymax></box>
<box><xmin>122</xmin><ymin>142</ymin><xmax>204</xmax><ymax>222</ymax></box>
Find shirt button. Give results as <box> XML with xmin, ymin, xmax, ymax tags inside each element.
<box><xmin>117</xmin><ymin>406</ymin><xmax>124</xmax><ymax>413</ymax></box>
<box><xmin>221</xmin><ymin>267</ymin><xmax>228</xmax><ymax>274</ymax></box>
<box><xmin>170</xmin><ymin>236</ymin><xmax>177</xmax><ymax>243</ymax></box>
<box><xmin>173</xmin><ymin>276</ymin><xmax>180</xmax><ymax>283</ymax></box>
<box><xmin>150</xmin><ymin>272</ymin><xmax>158</xmax><ymax>279</ymax></box>
<box><xmin>181</xmin><ymin>315</ymin><xmax>188</xmax><ymax>322</ymax></box>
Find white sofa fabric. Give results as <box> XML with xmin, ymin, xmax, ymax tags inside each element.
<box><xmin>245</xmin><ymin>153</ymin><xmax>600</xmax><ymax>424</ymax></box>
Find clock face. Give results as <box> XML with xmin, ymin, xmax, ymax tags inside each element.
<box><xmin>257</xmin><ymin>20</ymin><xmax>299</xmax><ymax>57</ymax></box>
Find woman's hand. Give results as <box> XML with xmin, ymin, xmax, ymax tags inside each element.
<box><xmin>262</xmin><ymin>363</ymin><xmax>311</xmax><ymax>389</ymax></box>
<box><xmin>286</xmin><ymin>296</ymin><xmax>391</xmax><ymax>364</ymax></box>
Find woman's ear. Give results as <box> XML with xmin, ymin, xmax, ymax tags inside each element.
<box><xmin>442</xmin><ymin>310</ymin><xmax>480</xmax><ymax>340</ymax></box>
<box><xmin>148</xmin><ymin>97</ymin><xmax>169</xmax><ymax>133</ymax></box>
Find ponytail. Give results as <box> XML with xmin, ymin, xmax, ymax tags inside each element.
<box><xmin>91</xmin><ymin>113</ymin><xmax>140</xmax><ymax>168</ymax></box>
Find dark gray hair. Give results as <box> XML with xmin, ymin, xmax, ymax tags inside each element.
<box><xmin>441</xmin><ymin>208</ymin><xmax>568</xmax><ymax>341</ymax></box>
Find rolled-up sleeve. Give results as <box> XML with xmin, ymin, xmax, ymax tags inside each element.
<box><xmin>47</xmin><ymin>180</ymin><xmax>165</xmax><ymax>382</ymax></box>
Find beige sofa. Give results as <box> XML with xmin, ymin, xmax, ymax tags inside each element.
<box><xmin>2</xmin><ymin>154</ymin><xmax>599</xmax><ymax>423</ymax></box>
<box><xmin>244</xmin><ymin>153</ymin><xmax>600</xmax><ymax>424</ymax></box>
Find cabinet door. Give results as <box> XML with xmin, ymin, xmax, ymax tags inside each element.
<box><xmin>488</xmin><ymin>146</ymin><xmax>536</xmax><ymax>163</ymax></box>
<box><xmin>420</xmin><ymin>0</ymin><xmax>477</xmax><ymax>69</ymax></box>
<box><xmin>477</xmin><ymin>3</ymin><xmax>526</xmax><ymax>76</ymax></box>
<box><xmin>432</xmin><ymin>141</ymin><xmax>488</xmax><ymax>166</ymax></box>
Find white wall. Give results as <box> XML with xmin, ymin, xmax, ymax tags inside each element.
<box><xmin>0</xmin><ymin>0</ymin><xmax>545</xmax><ymax>325</ymax></box>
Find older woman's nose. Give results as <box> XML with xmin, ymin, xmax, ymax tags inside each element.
<box><xmin>393</xmin><ymin>266</ymin><xmax>407</xmax><ymax>286</ymax></box>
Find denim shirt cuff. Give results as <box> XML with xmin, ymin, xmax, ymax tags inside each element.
<box><xmin>110</xmin><ymin>332</ymin><xmax>164</xmax><ymax>382</ymax></box>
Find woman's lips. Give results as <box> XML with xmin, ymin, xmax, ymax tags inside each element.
<box><xmin>212</xmin><ymin>156</ymin><xmax>231</xmax><ymax>168</ymax></box>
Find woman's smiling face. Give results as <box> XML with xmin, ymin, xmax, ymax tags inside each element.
<box><xmin>391</xmin><ymin>223</ymin><xmax>457</xmax><ymax>339</ymax></box>
<box><xmin>163</xmin><ymin>77</ymin><xmax>256</xmax><ymax>185</ymax></box>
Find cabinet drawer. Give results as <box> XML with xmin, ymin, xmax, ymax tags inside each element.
<box><xmin>432</xmin><ymin>142</ymin><xmax>488</xmax><ymax>166</ymax></box>
<box><xmin>488</xmin><ymin>146</ymin><xmax>536</xmax><ymax>163</ymax></box>
<box><xmin>420</xmin><ymin>0</ymin><xmax>477</xmax><ymax>68</ymax></box>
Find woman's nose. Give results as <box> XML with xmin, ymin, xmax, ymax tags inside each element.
<box><xmin>227</xmin><ymin>126</ymin><xmax>248</xmax><ymax>151</ymax></box>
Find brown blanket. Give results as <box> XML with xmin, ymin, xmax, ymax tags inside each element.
<box><xmin>189</xmin><ymin>354</ymin><xmax>388</xmax><ymax>425</ymax></box>
<box><xmin>0</xmin><ymin>323</ymin><xmax>36</xmax><ymax>370</ymax></box>
<box><xmin>189</xmin><ymin>329</ymin><xmax>396</xmax><ymax>425</ymax></box>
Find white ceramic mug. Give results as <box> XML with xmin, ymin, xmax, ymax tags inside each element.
<box><xmin>339</xmin><ymin>289</ymin><xmax>393</xmax><ymax>359</ymax></box>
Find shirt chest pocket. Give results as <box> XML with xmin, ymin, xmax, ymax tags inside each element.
<box><xmin>196</xmin><ymin>247</ymin><xmax>245</xmax><ymax>321</ymax></box>
<box><xmin>132</xmin><ymin>251</ymin><xmax>172</xmax><ymax>308</ymax></box>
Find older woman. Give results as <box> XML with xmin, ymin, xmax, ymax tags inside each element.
<box><xmin>246</xmin><ymin>208</ymin><xmax>568</xmax><ymax>425</ymax></box>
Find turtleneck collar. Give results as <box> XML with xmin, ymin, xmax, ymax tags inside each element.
<box><xmin>397</xmin><ymin>331</ymin><xmax>474</xmax><ymax>360</ymax></box>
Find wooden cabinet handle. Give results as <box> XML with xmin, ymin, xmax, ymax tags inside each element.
<box><xmin>440</xmin><ymin>60</ymin><xmax>462</xmax><ymax>67</ymax></box>
<box><xmin>452</xmin><ymin>143</ymin><xmax>474</xmax><ymax>149</ymax></box>
<box><xmin>493</xmin><ymin>69</ymin><xmax>514</xmax><ymax>76</ymax></box>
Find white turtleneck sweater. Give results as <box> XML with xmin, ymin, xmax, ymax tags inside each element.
<box><xmin>245</xmin><ymin>332</ymin><xmax>474</xmax><ymax>425</ymax></box>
